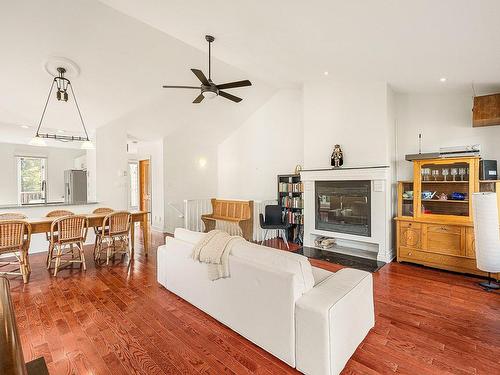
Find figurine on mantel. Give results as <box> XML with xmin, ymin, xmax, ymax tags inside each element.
<box><xmin>331</xmin><ymin>144</ymin><xmax>343</xmax><ymax>168</ymax></box>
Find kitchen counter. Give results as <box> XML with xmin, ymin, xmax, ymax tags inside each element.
<box><xmin>0</xmin><ymin>201</ymin><xmax>99</xmax><ymax>209</ymax></box>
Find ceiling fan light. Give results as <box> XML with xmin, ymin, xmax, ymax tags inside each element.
<box><xmin>29</xmin><ymin>136</ymin><xmax>47</xmax><ymax>147</ymax></box>
<box><xmin>202</xmin><ymin>90</ymin><xmax>218</xmax><ymax>100</ymax></box>
<box><xmin>81</xmin><ymin>140</ymin><xmax>95</xmax><ymax>150</ymax></box>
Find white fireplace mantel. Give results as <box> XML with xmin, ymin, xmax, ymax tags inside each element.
<box><xmin>300</xmin><ymin>166</ymin><xmax>394</xmax><ymax>263</ymax></box>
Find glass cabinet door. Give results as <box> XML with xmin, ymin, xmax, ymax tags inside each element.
<box><xmin>417</xmin><ymin>160</ymin><xmax>474</xmax><ymax>218</ymax></box>
<box><xmin>399</xmin><ymin>181</ymin><xmax>414</xmax><ymax>217</ymax></box>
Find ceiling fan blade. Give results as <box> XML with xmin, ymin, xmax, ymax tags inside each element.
<box><xmin>191</xmin><ymin>69</ymin><xmax>209</xmax><ymax>85</ymax></box>
<box><xmin>216</xmin><ymin>80</ymin><xmax>252</xmax><ymax>90</ymax></box>
<box><xmin>219</xmin><ymin>91</ymin><xmax>242</xmax><ymax>103</ymax></box>
<box><xmin>193</xmin><ymin>93</ymin><xmax>204</xmax><ymax>103</ymax></box>
<box><xmin>162</xmin><ymin>85</ymin><xmax>199</xmax><ymax>89</ymax></box>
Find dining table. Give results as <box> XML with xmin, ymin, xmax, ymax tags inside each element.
<box><xmin>25</xmin><ymin>210</ymin><xmax>150</xmax><ymax>256</ymax></box>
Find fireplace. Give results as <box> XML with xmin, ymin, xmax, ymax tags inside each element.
<box><xmin>315</xmin><ymin>180</ymin><xmax>371</xmax><ymax>237</ymax></box>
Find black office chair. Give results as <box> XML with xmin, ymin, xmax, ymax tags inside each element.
<box><xmin>259</xmin><ymin>205</ymin><xmax>291</xmax><ymax>249</ymax></box>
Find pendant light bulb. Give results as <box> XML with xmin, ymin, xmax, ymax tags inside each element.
<box><xmin>29</xmin><ymin>136</ymin><xmax>47</xmax><ymax>147</ymax></box>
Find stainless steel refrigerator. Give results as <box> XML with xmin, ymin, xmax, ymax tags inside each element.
<box><xmin>64</xmin><ymin>170</ymin><xmax>87</xmax><ymax>204</ymax></box>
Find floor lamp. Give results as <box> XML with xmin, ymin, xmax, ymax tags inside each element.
<box><xmin>472</xmin><ymin>192</ymin><xmax>500</xmax><ymax>290</ymax></box>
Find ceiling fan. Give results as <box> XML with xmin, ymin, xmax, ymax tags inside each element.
<box><xmin>162</xmin><ymin>35</ymin><xmax>252</xmax><ymax>103</ymax></box>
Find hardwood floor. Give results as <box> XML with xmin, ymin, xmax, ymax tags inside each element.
<box><xmin>7</xmin><ymin>231</ymin><xmax>500</xmax><ymax>374</ymax></box>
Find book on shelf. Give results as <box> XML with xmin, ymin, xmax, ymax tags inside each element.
<box><xmin>280</xmin><ymin>196</ymin><xmax>303</xmax><ymax>209</ymax></box>
<box><xmin>278</xmin><ymin>181</ymin><xmax>304</xmax><ymax>193</ymax></box>
<box><xmin>283</xmin><ymin>210</ymin><xmax>304</xmax><ymax>225</ymax></box>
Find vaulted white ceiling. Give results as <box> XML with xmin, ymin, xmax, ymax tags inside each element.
<box><xmin>2</xmin><ymin>0</ymin><xmax>500</xmax><ymax>144</ymax></box>
<box><xmin>0</xmin><ymin>0</ymin><xmax>274</xmax><ymax>141</ymax></box>
<box><xmin>100</xmin><ymin>0</ymin><xmax>500</xmax><ymax>92</ymax></box>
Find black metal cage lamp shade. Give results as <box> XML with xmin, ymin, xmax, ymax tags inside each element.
<box><xmin>30</xmin><ymin>67</ymin><xmax>93</xmax><ymax>149</ymax></box>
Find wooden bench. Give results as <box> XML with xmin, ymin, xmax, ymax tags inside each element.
<box><xmin>201</xmin><ymin>199</ymin><xmax>254</xmax><ymax>241</ymax></box>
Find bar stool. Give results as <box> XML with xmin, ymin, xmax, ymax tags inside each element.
<box><xmin>0</xmin><ymin>220</ymin><xmax>32</xmax><ymax>283</ymax></box>
<box><xmin>47</xmin><ymin>215</ymin><xmax>88</xmax><ymax>276</ymax></box>
<box><xmin>94</xmin><ymin>211</ymin><xmax>132</xmax><ymax>265</ymax></box>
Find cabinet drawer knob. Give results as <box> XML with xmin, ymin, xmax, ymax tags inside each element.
<box><xmin>408</xmin><ymin>252</ymin><xmax>412</xmax><ymax>255</ymax></box>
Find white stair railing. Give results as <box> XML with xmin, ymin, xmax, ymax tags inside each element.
<box><xmin>183</xmin><ymin>199</ymin><xmax>212</xmax><ymax>232</ymax></box>
<box><xmin>183</xmin><ymin>198</ymin><xmax>278</xmax><ymax>242</ymax></box>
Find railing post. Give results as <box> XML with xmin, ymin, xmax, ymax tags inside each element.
<box><xmin>183</xmin><ymin>200</ymin><xmax>188</xmax><ymax>229</ymax></box>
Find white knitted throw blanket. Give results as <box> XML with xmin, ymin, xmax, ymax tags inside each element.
<box><xmin>191</xmin><ymin>230</ymin><xmax>244</xmax><ymax>281</ymax></box>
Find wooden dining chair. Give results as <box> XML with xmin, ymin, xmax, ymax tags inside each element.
<box><xmin>92</xmin><ymin>208</ymin><xmax>114</xmax><ymax>214</ymax></box>
<box><xmin>47</xmin><ymin>215</ymin><xmax>88</xmax><ymax>276</ymax></box>
<box><xmin>44</xmin><ymin>210</ymin><xmax>75</xmax><ymax>264</ymax></box>
<box><xmin>0</xmin><ymin>220</ymin><xmax>32</xmax><ymax>283</ymax></box>
<box><xmin>92</xmin><ymin>207</ymin><xmax>113</xmax><ymax>235</ymax></box>
<box><xmin>45</xmin><ymin>210</ymin><xmax>74</xmax><ymax>239</ymax></box>
<box><xmin>94</xmin><ymin>211</ymin><xmax>132</xmax><ymax>265</ymax></box>
<box><xmin>46</xmin><ymin>210</ymin><xmax>75</xmax><ymax>217</ymax></box>
<box><xmin>0</xmin><ymin>213</ymin><xmax>27</xmax><ymax>220</ymax></box>
<box><xmin>92</xmin><ymin>207</ymin><xmax>114</xmax><ymax>251</ymax></box>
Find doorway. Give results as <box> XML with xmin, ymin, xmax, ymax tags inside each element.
<box><xmin>128</xmin><ymin>161</ymin><xmax>139</xmax><ymax>210</ymax></box>
<box><xmin>139</xmin><ymin>159</ymin><xmax>151</xmax><ymax>214</ymax></box>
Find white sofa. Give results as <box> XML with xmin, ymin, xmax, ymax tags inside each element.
<box><xmin>157</xmin><ymin>229</ymin><xmax>374</xmax><ymax>375</ymax></box>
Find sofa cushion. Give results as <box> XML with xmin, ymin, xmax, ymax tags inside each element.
<box><xmin>174</xmin><ymin>227</ymin><xmax>206</xmax><ymax>244</ymax></box>
<box><xmin>173</xmin><ymin>228</ymin><xmax>315</xmax><ymax>295</ymax></box>
<box><xmin>230</xmin><ymin>240</ymin><xmax>315</xmax><ymax>295</ymax></box>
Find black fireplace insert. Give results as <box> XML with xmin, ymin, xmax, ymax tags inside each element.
<box><xmin>315</xmin><ymin>180</ymin><xmax>371</xmax><ymax>237</ymax></box>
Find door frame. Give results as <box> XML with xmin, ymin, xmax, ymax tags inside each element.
<box><xmin>138</xmin><ymin>158</ymin><xmax>151</xmax><ymax>218</ymax></box>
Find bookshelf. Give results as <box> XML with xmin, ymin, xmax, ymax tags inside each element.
<box><xmin>277</xmin><ymin>174</ymin><xmax>304</xmax><ymax>244</ymax></box>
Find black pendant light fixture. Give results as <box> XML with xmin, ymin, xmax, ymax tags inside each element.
<box><xmin>30</xmin><ymin>67</ymin><xmax>93</xmax><ymax>149</ymax></box>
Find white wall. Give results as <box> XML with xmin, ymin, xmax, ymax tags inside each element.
<box><xmin>303</xmin><ymin>81</ymin><xmax>392</xmax><ymax>168</ymax></box>
<box><xmin>218</xmin><ymin>89</ymin><xmax>303</xmax><ymax>200</ymax></box>
<box><xmin>163</xmin><ymin>129</ymin><xmax>219</xmax><ymax>233</ymax></box>
<box><xmin>395</xmin><ymin>93</ymin><xmax>500</xmax><ymax>180</ymax></box>
<box><xmin>95</xmin><ymin>122</ymin><xmax>129</xmax><ymax>209</ymax></box>
<box><xmin>0</xmin><ymin>143</ymin><xmax>85</xmax><ymax>205</ymax></box>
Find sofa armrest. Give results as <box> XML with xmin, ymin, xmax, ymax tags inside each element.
<box><xmin>295</xmin><ymin>268</ymin><xmax>374</xmax><ymax>375</ymax></box>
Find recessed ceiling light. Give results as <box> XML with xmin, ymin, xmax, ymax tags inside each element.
<box><xmin>440</xmin><ymin>77</ymin><xmax>447</xmax><ymax>82</ymax></box>
<box><xmin>324</xmin><ymin>71</ymin><xmax>329</xmax><ymax>76</ymax></box>
<box><xmin>20</xmin><ymin>125</ymin><xmax>30</xmax><ymax>129</ymax></box>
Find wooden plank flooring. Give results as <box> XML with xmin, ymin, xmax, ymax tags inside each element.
<box><xmin>6</xmin><ymin>231</ymin><xmax>500</xmax><ymax>374</ymax></box>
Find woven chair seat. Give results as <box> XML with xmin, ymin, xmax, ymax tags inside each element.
<box><xmin>0</xmin><ymin>220</ymin><xmax>32</xmax><ymax>283</ymax></box>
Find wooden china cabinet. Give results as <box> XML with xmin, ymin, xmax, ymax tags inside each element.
<box><xmin>396</xmin><ymin>156</ymin><xmax>500</xmax><ymax>277</ymax></box>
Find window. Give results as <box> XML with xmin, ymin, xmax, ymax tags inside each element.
<box><xmin>17</xmin><ymin>156</ymin><xmax>47</xmax><ymax>205</ymax></box>
<box><xmin>129</xmin><ymin>162</ymin><xmax>139</xmax><ymax>209</ymax></box>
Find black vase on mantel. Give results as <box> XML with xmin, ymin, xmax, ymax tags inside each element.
<box><xmin>331</xmin><ymin>144</ymin><xmax>343</xmax><ymax>168</ymax></box>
